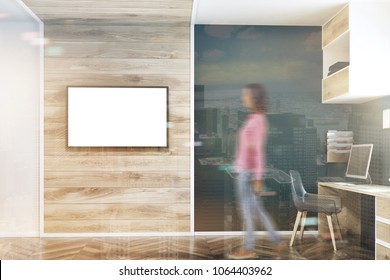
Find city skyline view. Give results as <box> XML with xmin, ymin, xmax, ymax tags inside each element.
<box><xmin>195</xmin><ymin>25</ymin><xmax>323</xmax><ymax>96</ymax></box>
<box><xmin>195</xmin><ymin>25</ymin><xmax>352</xmax><ymax>144</ymax></box>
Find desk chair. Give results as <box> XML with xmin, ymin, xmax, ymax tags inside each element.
<box><xmin>289</xmin><ymin>170</ymin><xmax>342</xmax><ymax>251</ymax></box>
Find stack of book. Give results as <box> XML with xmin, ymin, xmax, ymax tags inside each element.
<box><xmin>328</xmin><ymin>61</ymin><xmax>349</xmax><ymax>76</ymax></box>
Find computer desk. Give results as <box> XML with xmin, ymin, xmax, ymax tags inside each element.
<box><xmin>318</xmin><ymin>182</ymin><xmax>390</xmax><ymax>260</ymax></box>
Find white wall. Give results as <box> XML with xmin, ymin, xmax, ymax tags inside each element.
<box><xmin>0</xmin><ymin>1</ymin><xmax>42</xmax><ymax>236</ymax></box>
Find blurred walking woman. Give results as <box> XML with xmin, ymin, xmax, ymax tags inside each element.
<box><xmin>229</xmin><ymin>83</ymin><xmax>282</xmax><ymax>259</ymax></box>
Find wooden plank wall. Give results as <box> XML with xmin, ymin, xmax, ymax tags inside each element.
<box><xmin>24</xmin><ymin>0</ymin><xmax>193</xmax><ymax>233</ymax></box>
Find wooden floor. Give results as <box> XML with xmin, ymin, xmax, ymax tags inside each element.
<box><xmin>0</xmin><ymin>235</ymin><xmax>374</xmax><ymax>260</ymax></box>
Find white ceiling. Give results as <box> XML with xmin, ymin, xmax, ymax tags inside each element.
<box><xmin>193</xmin><ymin>0</ymin><xmax>350</xmax><ymax>26</ymax></box>
<box><xmin>3</xmin><ymin>0</ymin><xmax>353</xmax><ymax>25</ymax></box>
<box><xmin>0</xmin><ymin>0</ymin><xmax>37</xmax><ymax>22</ymax></box>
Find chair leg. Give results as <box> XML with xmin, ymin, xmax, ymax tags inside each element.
<box><xmin>299</xmin><ymin>211</ymin><xmax>307</xmax><ymax>240</ymax></box>
<box><xmin>290</xmin><ymin>211</ymin><xmax>302</xmax><ymax>247</ymax></box>
<box><xmin>326</xmin><ymin>214</ymin><xmax>337</xmax><ymax>251</ymax></box>
<box><xmin>335</xmin><ymin>213</ymin><xmax>343</xmax><ymax>241</ymax></box>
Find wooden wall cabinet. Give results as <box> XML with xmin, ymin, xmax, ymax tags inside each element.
<box><xmin>322</xmin><ymin>2</ymin><xmax>390</xmax><ymax>104</ymax></box>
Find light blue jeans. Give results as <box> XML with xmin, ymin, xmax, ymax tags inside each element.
<box><xmin>236</xmin><ymin>171</ymin><xmax>280</xmax><ymax>250</ymax></box>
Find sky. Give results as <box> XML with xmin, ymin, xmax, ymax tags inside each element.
<box><xmin>195</xmin><ymin>25</ymin><xmax>323</xmax><ymax>98</ymax></box>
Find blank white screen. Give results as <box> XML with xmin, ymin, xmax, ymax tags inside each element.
<box><xmin>345</xmin><ymin>144</ymin><xmax>373</xmax><ymax>179</ymax></box>
<box><xmin>68</xmin><ymin>87</ymin><xmax>167</xmax><ymax>147</ymax></box>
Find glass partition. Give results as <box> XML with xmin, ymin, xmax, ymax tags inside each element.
<box><xmin>194</xmin><ymin>25</ymin><xmax>352</xmax><ymax>232</ymax></box>
<box><xmin>0</xmin><ymin>0</ymin><xmax>42</xmax><ymax>235</ymax></box>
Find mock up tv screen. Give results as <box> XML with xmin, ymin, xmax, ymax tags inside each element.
<box><xmin>68</xmin><ymin>87</ymin><xmax>168</xmax><ymax>147</ymax></box>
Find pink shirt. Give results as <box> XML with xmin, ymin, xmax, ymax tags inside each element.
<box><xmin>235</xmin><ymin>113</ymin><xmax>267</xmax><ymax>180</ymax></box>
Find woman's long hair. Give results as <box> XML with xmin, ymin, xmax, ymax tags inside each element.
<box><xmin>245</xmin><ymin>83</ymin><xmax>269</xmax><ymax>113</ymax></box>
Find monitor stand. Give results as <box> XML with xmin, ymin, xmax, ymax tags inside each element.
<box><xmin>345</xmin><ymin>173</ymin><xmax>372</xmax><ymax>185</ymax></box>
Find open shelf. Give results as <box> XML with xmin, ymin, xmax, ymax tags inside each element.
<box><xmin>323</xmin><ymin>30</ymin><xmax>349</xmax><ymax>79</ymax></box>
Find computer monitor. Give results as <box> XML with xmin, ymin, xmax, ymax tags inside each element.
<box><xmin>345</xmin><ymin>144</ymin><xmax>373</xmax><ymax>180</ymax></box>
